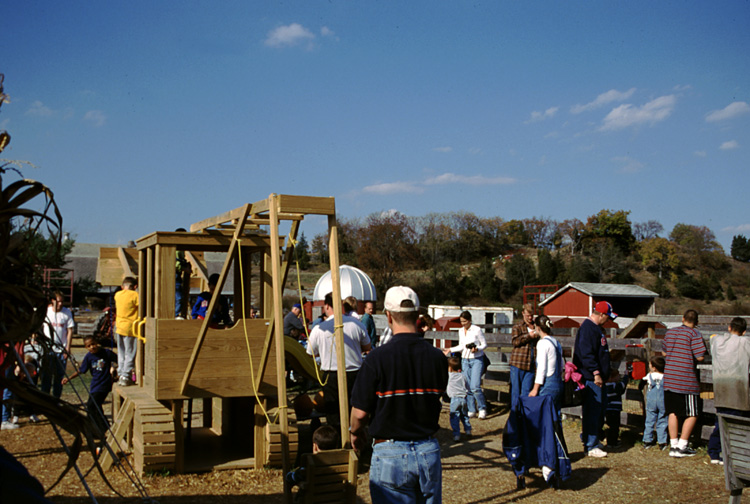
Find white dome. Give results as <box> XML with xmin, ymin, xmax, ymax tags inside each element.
<box><xmin>313</xmin><ymin>265</ymin><xmax>377</xmax><ymax>302</ymax></box>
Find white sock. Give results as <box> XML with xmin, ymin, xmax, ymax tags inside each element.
<box><xmin>677</xmin><ymin>439</ymin><xmax>688</xmax><ymax>450</ymax></box>
<box><xmin>542</xmin><ymin>466</ymin><xmax>552</xmax><ymax>481</ymax></box>
<box><xmin>670</xmin><ymin>438</ymin><xmax>679</xmax><ymax>448</ymax></box>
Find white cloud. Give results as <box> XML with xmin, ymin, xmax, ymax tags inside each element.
<box><xmin>722</xmin><ymin>224</ymin><xmax>750</xmax><ymax>233</ymax></box>
<box><xmin>525</xmin><ymin>106</ymin><xmax>559</xmax><ymax>124</ymax></box>
<box><xmin>571</xmin><ymin>88</ymin><xmax>636</xmax><ymax>114</ymax></box>
<box><xmin>424</xmin><ymin>172</ymin><xmax>516</xmax><ymax>186</ymax></box>
<box><xmin>673</xmin><ymin>84</ymin><xmax>692</xmax><ymax>92</ymax></box>
<box><xmin>600</xmin><ymin>95</ymin><xmax>676</xmax><ymax>131</ymax></box>
<box><xmin>706</xmin><ymin>101</ymin><xmax>750</xmax><ymax>122</ymax></box>
<box><xmin>320</xmin><ymin>26</ymin><xmax>338</xmax><ymax>41</ymax></box>
<box><xmin>468</xmin><ymin>147</ymin><xmax>482</xmax><ymax>155</ymax></box>
<box><xmin>362</xmin><ymin>182</ymin><xmax>424</xmax><ymax>195</ymax></box>
<box><xmin>720</xmin><ymin>140</ymin><xmax>739</xmax><ymax>150</ymax></box>
<box><xmin>264</xmin><ymin>23</ymin><xmax>315</xmax><ymax>48</ymax></box>
<box><xmin>433</xmin><ymin>146</ymin><xmax>452</xmax><ymax>153</ymax></box>
<box><xmin>694</xmin><ymin>150</ymin><xmax>707</xmax><ymax>157</ymax></box>
<box><xmin>611</xmin><ymin>156</ymin><xmax>643</xmax><ymax>173</ymax></box>
<box><xmin>83</xmin><ymin>110</ymin><xmax>106</xmax><ymax>127</ymax></box>
<box><xmin>26</xmin><ymin>100</ymin><xmax>54</xmax><ymax>117</ymax></box>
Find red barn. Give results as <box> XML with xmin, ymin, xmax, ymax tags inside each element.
<box><xmin>539</xmin><ymin>282</ymin><xmax>658</xmax><ymax>329</ymax></box>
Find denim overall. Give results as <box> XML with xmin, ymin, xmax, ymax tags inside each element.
<box><xmin>643</xmin><ymin>377</ymin><xmax>668</xmax><ymax>445</ymax></box>
<box><xmin>538</xmin><ymin>337</ymin><xmax>564</xmax><ymax>419</ymax></box>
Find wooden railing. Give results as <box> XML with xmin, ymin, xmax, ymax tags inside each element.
<box><xmin>423</xmin><ymin>323</ymin><xmax>726</xmax><ymax>441</ymax></box>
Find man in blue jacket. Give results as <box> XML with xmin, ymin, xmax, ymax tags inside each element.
<box><xmin>573</xmin><ymin>300</ymin><xmax>615</xmax><ymax>457</ymax></box>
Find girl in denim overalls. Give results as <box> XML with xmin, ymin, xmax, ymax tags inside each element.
<box><xmin>641</xmin><ymin>355</ymin><xmax>668</xmax><ymax>449</ymax></box>
<box><xmin>528</xmin><ymin>315</ymin><xmax>564</xmax><ymax>418</ymax></box>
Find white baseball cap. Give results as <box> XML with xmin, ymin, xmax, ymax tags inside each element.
<box><xmin>384</xmin><ymin>286</ymin><xmax>419</xmax><ymax>312</ymax></box>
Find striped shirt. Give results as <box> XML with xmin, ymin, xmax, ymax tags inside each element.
<box><xmin>663</xmin><ymin>325</ymin><xmax>706</xmax><ymax>395</ymax></box>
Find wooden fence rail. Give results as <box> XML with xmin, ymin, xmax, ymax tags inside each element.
<box><xmin>424</xmin><ymin>324</ymin><xmax>724</xmax><ymax>442</ymax></box>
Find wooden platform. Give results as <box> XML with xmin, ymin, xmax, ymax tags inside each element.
<box><xmin>104</xmin><ymin>385</ymin><xmax>176</xmax><ymax>474</ymax></box>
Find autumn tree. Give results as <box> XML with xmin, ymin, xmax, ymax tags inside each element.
<box><xmin>583</xmin><ymin>209</ymin><xmax>636</xmax><ymax>255</ymax></box>
<box><xmin>639</xmin><ymin>237</ymin><xmax>680</xmax><ymax>280</ymax></box>
<box><xmin>669</xmin><ymin>223</ymin><xmax>728</xmax><ymax>271</ymax></box>
<box><xmin>633</xmin><ymin>220</ymin><xmax>664</xmax><ymax>241</ymax></box>
<box><xmin>559</xmin><ymin>218</ymin><xmax>585</xmax><ymax>255</ymax></box>
<box><xmin>524</xmin><ymin>217</ymin><xmax>559</xmax><ymax>250</ymax></box>
<box><xmin>356</xmin><ymin>211</ymin><xmax>418</xmax><ymax>293</ymax></box>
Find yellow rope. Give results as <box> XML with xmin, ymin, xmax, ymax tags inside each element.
<box><xmin>236</xmin><ymin>238</ymin><xmax>275</xmax><ymax>424</ymax></box>
<box><xmin>289</xmin><ymin>236</ymin><xmax>328</xmax><ymax>387</ymax></box>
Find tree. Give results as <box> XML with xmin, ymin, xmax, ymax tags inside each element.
<box><xmin>583</xmin><ymin>209</ymin><xmax>636</xmax><ymax>255</ymax></box>
<box><xmin>669</xmin><ymin>223</ymin><xmax>728</xmax><ymax>271</ymax></box>
<box><xmin>731</xmin><ymin>235</ymin><xmax>750</xmax><ymax>262</ymax></box>
<box><xmin>537</xmin><ymin>249</ymin><xmax>558</xmax><ymax>284</ymax></box>
<box><xmin>294</xmin><ymin>232</ymin><xmax>310</xmax><ymax>270</ymax></box>
<box><xmin>502</xmin><ymin>254</ymin><xmax>536</xmax><ymax>298</ymax></box>
<box><xmin>559</xmin><ymin>218</ymin><xmax>585</xmax><ymax>255</ymax></box>
<box><xmin>356</xmin><ymin>211</ymin><xmax>419</xmax><ymax>294</ymax></box>
<box><xmin>310</xmin><ymin>232</ymin><xmax>328</xmax><ymax>265</ymax></box>
<box><xmin>467</xmin><ymin>258</ymin><xmax>502</xmax><ymax>302</ymax></box>
<box><xmin>633</xmin><ymin>220</ymin><xmax>664</xmax><ymax>241</ymax></box>
<box><xmin>501</xmin><ymin>219</ymin><xmax>531</xmax><ymax>247</ymax></box>
<box><xmin>587</xmin><ymin>240</ymin><xmax>633</xmax><ymax>283</ymax></box>
<box><xmin>639</xmin><ymin>237</ymin><xmax>680</xmax><ymax>280</ymax></box>
<box><xmin>524</xmin><ymin>217</ymin><xmax>558</xmax><ymax>250</ymax></box>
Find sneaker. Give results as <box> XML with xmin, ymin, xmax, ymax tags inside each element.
<box><xmin>467</xmin><ymin>411</ymin><xmax>476</xmax><ymax>418</ymax></box>
<box><xmin>659</xmin><ymin>443</ymin><xmax>668</xmax><ymax>451</ymax></box>
<box><xmin>453</xmin><ymin>434</ymin><xmax>460</xmax><ymax>442</ymax></box>
<box><xmin>478</xmin><ymin>409</ymin><xmax>487</xmax><ymax>420</ymax></box>
<box><xmin>671</xmin><ymin>446</ymin><xmax>697</xmax><ymax>458</ymax></box>
<box><xmin>30</xmin><ymin>415</ymin><xmax>40</xmax><ymax>423</ymax></box>
<box><xmin>587</xmin><ymin>447</ymin><xmax>608</xmax><ymax>458</ymax></box>
<box><xmin>465</xmin><ymin>430</ymin><xmax>472</xmax><ymax>437</ymax></box>
<box><xmin>1</xmin><ymin>421</ymin><xmax>19</xmax><ymax>430</ymax></box>
<box><xmin>711</xmin><ymin>458</ymin><xmax>724</xmax><ymax>465</ymax></box>
<box><xmin>643</xmin><ymin>441</ymin><xmax>656</xmax><ymax>450</ymax></box>
<box><xmin>11</xmin><ymin>416</ymin><xmax>18</xmax><ymax>425</ymax></box>
<box><xmin>117</xmin><ymin>376</ymin><xmax>131</xmax><ymax>387</ymax></box>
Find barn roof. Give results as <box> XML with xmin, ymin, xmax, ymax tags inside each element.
<box><xmin>540</xmin><ymin>282</ymin><xmax>658</xmax><ymax>306</ymax></box>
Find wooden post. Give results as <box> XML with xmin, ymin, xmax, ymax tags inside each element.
<box><xmin>172</xmin><ymin>400</ymin><xmax>185</xmax><ymax>474</ymax></box>
<box><xmin>268</xmin><ymin>194</ymin><xmax>292</xmax><ymax>502</ymax></box>
<box><xmin>327</xmin><ymin>213</ymin><xmax>350</xmax><ymax>445</ymax></box>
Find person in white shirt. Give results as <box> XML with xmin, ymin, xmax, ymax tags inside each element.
<box><xmin>40</xmin><ymin>291</ymin><xmax>74</xmax><ymax>398</ymax></box>
<box><xmin>528</xmin><ymin>315</ymin><xmax>564</xmax><ymax>418</ymax></box>
<box><xmin>444</xmin><ymin>311</ymin><xmax>488</xmax><ymax>419</ymax></box>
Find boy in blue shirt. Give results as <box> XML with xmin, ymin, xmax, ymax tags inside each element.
<box><xmin>62</xmin><ymin>335</ymin><xmax>117</xmax><ymax>437</ymax></box>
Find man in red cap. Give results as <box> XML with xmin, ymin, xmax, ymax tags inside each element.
<box><xmin>573</xmin><ymin>300</ymin><xmax>616</xmax><ymax>457</ymax></box>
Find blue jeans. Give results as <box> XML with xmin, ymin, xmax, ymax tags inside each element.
<box><xmin>40</xmin><ymin>352</ymin><xmax>67</xmax><ymax>399</ymax></box>
<box><xmin>175</xmin><ymin>273</ymin><xmax>184</xmax><ymax>317</ymax></box>
<box><xmin>449</xmin><ymin>397</ymin><xmax>471</xmax><ymax>436</ymax></box>
<box><xmin>643</xmin><ymin>384</ymin><xmax>668</xmax><ymax>444</ymax></box>
<box><xmin>582</xmin><ymin>380</ymin><xmax>607</xmax><ymax>450</ymax></box>
<box><xmin>462</xmin><ymin>358</ymin><xmax>486</xmax><ymax>413</ymax></box>
<box><xmin>2</xmin><ymin>368</ymin><xmax>15</xmax><ymax>422</ymax></box>
<box><xmin>370</xmin><ymin>438</ymin><xmax>442</xmax><ymax>504</ymax></box>
<box><xmin>510</xmin><ymin>365</ymin><xmax>535</xmax><ymax>411</ymax></box>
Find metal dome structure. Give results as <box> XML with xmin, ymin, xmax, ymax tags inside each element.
<box><xmin>313</xmin><ymin>265</ymin><xmax>377</xmax><ymax>302</ymax></box>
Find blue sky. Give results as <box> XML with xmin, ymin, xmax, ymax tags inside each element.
<box><xmin>2</xmin><ymin>1</ymin><xmax>749</xmax><ymax>252</ymax></box>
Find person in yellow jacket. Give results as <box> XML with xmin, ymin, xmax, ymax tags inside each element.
<box><xmin>114</xmin><ymin>277</ymin><xmax>139</xmax><ymax>386</ymax></box>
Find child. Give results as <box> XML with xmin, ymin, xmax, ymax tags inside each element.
<box><xmin>114</xmin><ymin>277</ymin><xmax>138</xmax><ymax>386</ymax></box>
<box><xmin>641</xmin><ymin>356</ymin><xmax>668</xmax><ymax>450</ymax></box>
<box><xmin>447</xmin><ymin>356</ymin><xmax>472</xmax><ymax>441</ymax></box>
<box><xmin>286</xmin><ymin>424</ymin><xmax>339</xmax><ymax>502</ymax></box>
<box><xmin>191</xmin><ymin>273</ymin><xmax>232</xmax><ymax>326</ymax></box>
<box><xmin>62</xmin><ymin>335</ymin><xmax>117</xmax><ymax>437</ymax></box>
<box><xmin>603</xmin><ymin>367</ymin><xmax>629</xmax><ymax>448</ymax></box>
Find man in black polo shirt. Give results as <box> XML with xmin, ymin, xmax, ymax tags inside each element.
<box><xmin>350</xmin><ymin>286</ymin><xmax>448</xmax><ymax>503</ymax></box>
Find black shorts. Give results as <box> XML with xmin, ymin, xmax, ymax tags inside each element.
<box><xmin>664</xmin><ymin>390</ymin><xmax>702</xmax><ymax>418</ymax></box>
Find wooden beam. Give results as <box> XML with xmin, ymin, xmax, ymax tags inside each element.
<box><xmin>185</xmin><ymin>251</ymin><xmax>209</xmax><ymax>283</ymax></box>
<box><xmin>189</xmin><ymin>205</ymin><xmax>253</xmax><ymax>233</ymax></box>
<box><xmin>118</xmin><ymin>247</ymin><xmax>135</xmax><ymax>278</ymax></box>
<box><xmin>180</xmin><ymin>204</ymin><xmax>252</xmax><ymax>395</ymax></box>
<box><xmin>327</xmin><ymin>213</ymin><xmax>350</xmax><ymax>445</ymax></box>
<box><xmin>269</xmin><ymin>194</ymin><xmax>292</xmax><ymax>499</ymax></box>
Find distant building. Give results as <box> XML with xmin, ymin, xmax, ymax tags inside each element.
<box><xmin>539</xmin><ymin>282</ymin><xmax>659</xmax><ymax>329</ymax></box>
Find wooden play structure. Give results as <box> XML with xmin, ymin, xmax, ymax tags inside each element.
<box><xmin>97</xmin><ymin>194</ymin><xmax>356</xmax><ymax>499</ymax></box>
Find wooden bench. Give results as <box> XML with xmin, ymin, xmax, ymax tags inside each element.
<box><xmin>301</xmin><ymin>449</ymin><xmax>358</xmax><ymax>504</ymax></box>
<box><xmin>718</xmin><ymin>412</ymin><xmax>750</xmax><ymax>503</ymax></box>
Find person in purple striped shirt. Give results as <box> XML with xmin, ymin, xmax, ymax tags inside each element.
<box><xmin>662</xmin><ymin>309</ymin><xmax>707</xmax><ymax>458</ymax></box>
